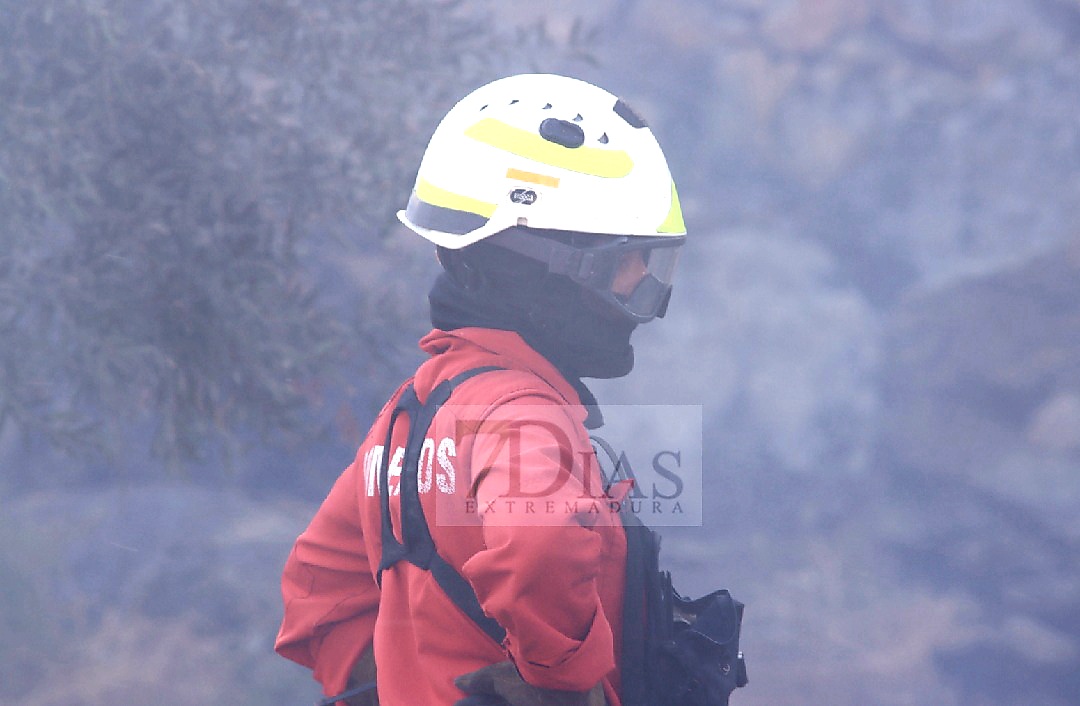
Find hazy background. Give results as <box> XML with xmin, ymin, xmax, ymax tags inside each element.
<box><xmin>2</xmin><ymin>1</ymin><xmax>1078</xmax><ymax>704</ymax></box>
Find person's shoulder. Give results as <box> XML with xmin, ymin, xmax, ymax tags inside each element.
<box><xmin>447</xmin><ymin>366</ymin><xmax>592</xmax><ymax>439</ymax></box>
<box><xmin>371</xmin><ymin>376</ymin><xmax>416</xmax><ymax>420</ymax></box>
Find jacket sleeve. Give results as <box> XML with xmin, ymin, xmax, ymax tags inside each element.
<box><xmin>459</xmin><ymin>397</ymin><xmax>616</xmax><ymax>692</ymax></box>
<box><xmin>275</xmin><ymin>459</ymin><xmax>380</xmax><ymax>697</ymax></box>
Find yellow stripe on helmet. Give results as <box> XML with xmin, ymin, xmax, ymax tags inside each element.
<box><xmin>415</xmin><ymin>177</ymin><xmax>497</xmax><ymax>218</ymax></box>
<box><xmin>657</xmin><ymin>181</ymin><xmax>685</xmax><ymax>234</ymax></box>
<box><xmin>466</xmin><ymin>118</ymin><xmax>634</xmax><ymax>178</ymax></box>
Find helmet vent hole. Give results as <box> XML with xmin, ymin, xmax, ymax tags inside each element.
<box><xmin>598</xmin><ymin>132</ymin><xmax>609</xmax><ymax>144</ymax></box>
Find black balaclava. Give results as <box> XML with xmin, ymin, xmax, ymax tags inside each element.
<box><xmin>429</xmin><ymin>240</ymin><xmax>639</xmax><ymax>427</ymax></box>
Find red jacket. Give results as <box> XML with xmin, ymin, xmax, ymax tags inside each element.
<box><xmin>275</xmin><ymin>328</ymin><xmax>627</xmax><ymax>706</ymax></box>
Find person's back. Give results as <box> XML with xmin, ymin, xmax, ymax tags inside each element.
<box><xmin>276</xmin><ymin>73</ymin><xmax>686</xmax><ymax>706</ymax></box>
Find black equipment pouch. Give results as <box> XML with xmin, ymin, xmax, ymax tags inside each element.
<box><xmin>660</xmin><ymin>583</ymin><xmax>748</xmax><ymax>705</ymax></box>
<box><xmin>620</xmin><ymin>512</ymin><xmax>748</xmax><ymax>706</ymax></box>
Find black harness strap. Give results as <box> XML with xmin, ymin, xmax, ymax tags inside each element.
<box><xmin>619</xmin><ymin>510</ymin><xmax>664</xmax><ymax>705</ymax></box>
<box><xmin>376</xmin><ymin>365</ymin><xmax>506</xmax><ymax>645</ymax></box>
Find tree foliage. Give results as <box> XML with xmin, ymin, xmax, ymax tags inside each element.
<box><xmin>0</xmin><ymin>0</ymin><xmax>501</xmax><ymax>482</ymax></box>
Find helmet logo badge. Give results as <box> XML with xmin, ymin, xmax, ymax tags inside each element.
<box><xmin>509</xmin><ymin>188</ymin><xmax>539</xmax><ymax>205</ymax></box>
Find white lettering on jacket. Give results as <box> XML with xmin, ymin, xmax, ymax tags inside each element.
<box><xmin>437</xmin><ymin>437</ymin><xmax>456</xmax><ymax>494</ymax></box>
<box><xmin>363</xmin><ymin>437</ymin><xmax>457</xmax><ymax>497</ymax></box>
<box><xmin>418</xmin><ymin>438</ymin><xmax>435</xmax><ymax>493</ymax></box>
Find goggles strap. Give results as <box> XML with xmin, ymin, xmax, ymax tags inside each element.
<box><xmin>488</xmin><ymin>230</ymin><xmax>587</xmax><ymax>282</ymax></box>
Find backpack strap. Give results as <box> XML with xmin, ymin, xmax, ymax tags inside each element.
<box><xmin>618</xmin><ymin>511</ymin><xmax>664</xmax><ymax>706</ymax></box>
<box><xmin>376</xmin><ymin>365</ymin><xmax>507</xmax><ymax>645</ymax></box>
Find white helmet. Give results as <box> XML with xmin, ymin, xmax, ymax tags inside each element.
<box><xmin>398</xmin><ymin>73</ymin><xmax>686</xmax><ymax>322</ymax></box>
<box><xmin>398</xmin><ymin>73</ymin><xmax>685</xmax><ymax>246</ymax></box>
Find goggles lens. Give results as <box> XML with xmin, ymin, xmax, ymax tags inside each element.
<box><xmin>610</xmin><ymin>244</ymin><xmax>680</xmax><ymax>319</ymax></box>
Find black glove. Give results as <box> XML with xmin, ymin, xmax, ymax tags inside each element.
<box><xmin>454</xmin><ymin>661</ymin><xmax>606</xmax><ymax>706</ymax></box>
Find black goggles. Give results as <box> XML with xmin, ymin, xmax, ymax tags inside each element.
<box><xmin>487</xmin><ymin>228</ymin><xmax>684</xmax><ymax>322</ymax></box>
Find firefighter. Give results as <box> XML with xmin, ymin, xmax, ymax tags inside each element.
<box><xmin>275</xmin><ymin>73</ymin><xmax>686</xmax><ymax>706</ymax></box>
